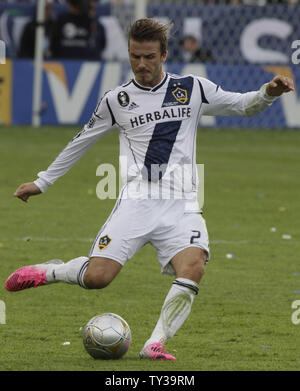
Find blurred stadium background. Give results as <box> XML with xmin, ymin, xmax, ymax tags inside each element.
<box><xmin>0</xmin><ymin>0</ymin><xmax>299</xmax><ymax>129</ymax></box>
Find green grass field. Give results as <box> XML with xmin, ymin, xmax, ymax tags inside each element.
<box><xmin>0</xmin><ymin>126</ymin><xmax>299</xmax><ymax>371</ymax></box>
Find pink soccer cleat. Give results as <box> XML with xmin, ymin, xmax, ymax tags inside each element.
<box><xmin>139</xmin><ymin>342</ymin><xmax>176</xmax><ymax>361</ymax></box>
<box><xmin>5</xmin><ymin>260</ymin><xmax>63</xmax><ymax>292</ymax></box>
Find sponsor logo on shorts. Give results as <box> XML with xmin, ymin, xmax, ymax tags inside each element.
<box><xmin>98</xmin><ymin>234</ymin><xmax>112</xmax><ymax>250</ymax></box>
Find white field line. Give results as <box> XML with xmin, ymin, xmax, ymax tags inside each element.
<box><xmin>1</xmin><ymin>237</ymin><xmax>251</xmax><ymax>245</ymax></box>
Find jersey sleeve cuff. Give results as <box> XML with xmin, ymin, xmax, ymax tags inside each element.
<box><xmin>34</xmin><ymin>177</ymin><xmax>51</xmax><ymax>193</ymax></box>
<box><xmin>260</xmin><ymin>83</ymin><xmax>278</xmax><ymax>103</ymax></box>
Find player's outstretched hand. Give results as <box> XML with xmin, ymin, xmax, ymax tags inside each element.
<box><xmin>14</xmin><ymin>182</ymin><xmax>41</xmax><ymax>203</ymax></box>
<box><xmin>266</xmin><ymin>75</ymin><xmax>295</xmax><ymax>97</ymax></box>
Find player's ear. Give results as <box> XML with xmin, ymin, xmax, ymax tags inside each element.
<box><xmin>161</xmin><ymin>50</ymin><xmax>168</xmax><ymax>63</ymax></box>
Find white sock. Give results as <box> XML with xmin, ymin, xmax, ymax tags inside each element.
<box><xmin>46</xmin><ymin>256</ymin><xmax>89</xmax><ymax>288</ymax></box>
<box><xmin>144</xmin><ymin>277</ymin><xmax>199</xmax><ymax>347</ymax></box>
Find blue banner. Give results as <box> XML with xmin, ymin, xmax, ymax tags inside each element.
<box><xmin>12</xmin><ymin>60</ymin><xmax>300</xmax><ymax>128</ymax></box>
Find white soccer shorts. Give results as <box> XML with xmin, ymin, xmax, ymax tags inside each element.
<box><xmin>89</xmin><ymin>198</ymin><xmax>210</xmax><ymax>275</ymax></box>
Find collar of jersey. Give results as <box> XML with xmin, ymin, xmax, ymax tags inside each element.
<box><xmin>132</xmin><ymin>73</ymin><xmax>168</xmax><ymax>92</ymax></box>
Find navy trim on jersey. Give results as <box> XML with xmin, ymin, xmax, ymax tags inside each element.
<box><xmin>122</xmin><ymin>80</ymin><xmax>133</xmax><ymax>88</ymax></box>
<box><xmin>94</xmin><ymin>90</ymin><xmax>111</xmax><ymax>119</ymax></box>
<box><xmin>151</xmin><ymin>73</ymin><xmax>168</xmax><ymax>92</ymax></box>
<box><xmin>143</xmin><ymin>120</ymin><xmax>182</xmax><ymax>181</ymax></box>
<box><xmin>93</xmin><ymin>112</ymin><xmax>102</xmax><ymax>120</ymax></box>
<box><xmin>106</xmin><ymin>98</ymin><xmax>116</xmax><ymax>126</ymax></box>
<box><xmin>122</xmin><ymin>129</ymin><xmax>139</xmax><ymax>171</ymax></box>
<box><xmin>132</xmin><ymin>73</ymin><xmax>168</xmax><ymax>92</ymax></box>
<box><xmin>197</xmin><ymin>80</ymin><xmax>209</xmax><ymax>104</ymax></box>
<box><xmin>132</xmin><ymin>79</ymin><xmax>151</xmax><ymax>91</ymax></box>
<box><xmin>94</xmin><ymin>100</ymin><xmax>102</xmax><ymax>117</ymax></box>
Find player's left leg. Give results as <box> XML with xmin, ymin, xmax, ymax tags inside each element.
<box><xmin>5</xmin><ymin>196</ymin><xmax>145</xmax><ymax>292</ymax></box>
<box><xmin>5</xmin><ymin>256</ymin><xmax>91</xmax><ymax>291</ymax></box>
<box><xmin>139</xmin><ymin>247</ymin><xmax>207</xmax><ymax>361</ymax></box>
<box><xmin>5</xmin><ymin>255</ymin><xmax>123</xmax><ymax>292</ymax></box>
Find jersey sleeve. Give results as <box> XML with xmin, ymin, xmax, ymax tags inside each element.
<box><xmin>198</xmin><ymin>77</ymin><xmax>278</xmax><ymax>117</ymax></box>
<box><xmin>34</xmin><ymin>93</ymin><xmax>116</xmax><ymax>192</ymax></box>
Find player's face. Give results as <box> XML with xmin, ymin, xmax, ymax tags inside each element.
<box><xmin>129</xmin><ymin>39</ymin><xmax>167</xmax><ymax>88</ymax></box>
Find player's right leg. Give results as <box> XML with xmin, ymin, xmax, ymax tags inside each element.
<box><xmin>5</xmin><ymin>256</ymin><xmax>122</xmax><ymax>291</ymax></box>
<box><xmin>82</xmin><ymin>257</ymin><xmax>122</xmax><ymax>288</ymax></box>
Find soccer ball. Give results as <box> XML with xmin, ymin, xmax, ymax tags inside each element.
<box><xmin>82</xmin><ymin>313</ymin><xmax>132</xmax><ymax>359</ymax></box>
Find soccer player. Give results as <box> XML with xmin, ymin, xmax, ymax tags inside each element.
<box><xmin>6</xmin><ymin>19</ymin><xmax>294</xmax><ymax>360</ymax></box>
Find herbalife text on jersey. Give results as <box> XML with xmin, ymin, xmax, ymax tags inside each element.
<box><xmin>130</xmin><ymin>106</ymin><xmax>191</xmax><ymax>128</ymax></box>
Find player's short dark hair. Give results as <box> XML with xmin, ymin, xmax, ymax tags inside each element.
<box><xmin>67</xmin><ymin>0</ymin><xmax>89</xmax><ymax>14</ymax></box>
<box><xmin>128</xmin><ymin>18</ymin><xmax>173</xmax><ymax>55</ymax></box>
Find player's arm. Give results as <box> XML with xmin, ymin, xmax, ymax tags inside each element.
<box><xmin>14</xmin><ymin>94</ymin><xmax>116</xmax><ymax>203</ymax></box>
<box><xmin>199</xmin><ymin>75</ymin><xmax>294</xmax><ymax>117</ymax></box>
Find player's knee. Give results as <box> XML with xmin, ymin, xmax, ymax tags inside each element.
<box><xmin>83</xmin><ymin>257</ymin><xmax>121</xmax><ymax>289</ymax></box>
<box><xmin>174</xmin><ymin>250</ymin><xmax>207</xmax><ymax>283</ymax></box>
<box><xmin>84</xmin><ymin>268</ymin><xmax>112</xmax><ymax>289</ymax></box>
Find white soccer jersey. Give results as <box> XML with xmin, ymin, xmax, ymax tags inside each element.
<box><xmin>34</xmin><ymin>72</ymin><xmax>277</xmax><ymax>206</ymax></box>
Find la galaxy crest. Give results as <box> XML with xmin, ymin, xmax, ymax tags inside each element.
<box><xmin>98</xmin><ymin>234</ymin><xmax>112</xmax><ymax>250</ymax></box>
<box><xmin>172</xmin><ymin>87</ymin><xmax>188</xmax><ymax>104</ymax></box>
<box><xmin>162</xmin><ymin>77</ymin><xmax>193</xmax><ymax>107</ymax></box>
